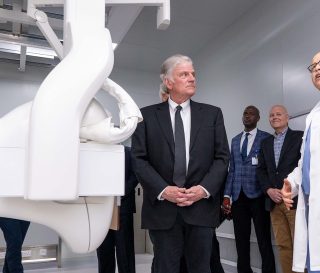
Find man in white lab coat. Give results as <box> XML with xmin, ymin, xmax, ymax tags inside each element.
<box><xmin>282</xmin><ymin>51</ymin><xmax>320</xmax><ymax>273</ymax></box>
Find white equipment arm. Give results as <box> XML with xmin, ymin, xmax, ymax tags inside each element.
<box><xmin>26</xmin><ymin>0</ymin><xmax>114</xmax><ymax>200</ymax></box>
<box><xmin>80</xmin><ymin>78</ymin><xmax>142</xmax><ymax>144</ymax></box>
<box><xmin>0</xmin><ymin>0</ymin><xmax>170</xmax><ymax>254</ymax></box>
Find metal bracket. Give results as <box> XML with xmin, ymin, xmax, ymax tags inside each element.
<box><xmin>27</xmin><ymin>0</ymin><xmax>64</xmax><ymax>59</ymax></box>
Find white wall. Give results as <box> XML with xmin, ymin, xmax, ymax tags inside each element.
<box><xmin>0</xmin><ymin>62</ymin><xmax>159</xmax><ymax>121</ymax></box>
<box><xmin>194</xmin><ymin>0</ymin><xmax>320</xmax><ymax>139</ymax></box>
<box><xmin>0</xmin><ymin>62</ymin><xmax>50</xmax><ymax>117</ymax></box>
<box><xmin>97</xmin><ymin>67</ymin><xmax>160</xmax><ymax>125</ymax></box>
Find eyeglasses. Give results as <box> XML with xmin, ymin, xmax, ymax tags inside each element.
<box><xmin>307</xmin><ymin>60</ymin><xmax>320</xmax><ymax>73</ymax></box>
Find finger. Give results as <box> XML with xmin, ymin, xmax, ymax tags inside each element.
<box><xmin>283</xmin><ymin>198</ymin><xmax>294</xmax><ymax>204</ymax></box>
<box><xmin>272</xmin><ymin>197</ymin><xmax>279</xmax><ymax>203</ymax></box>
<box><xmin>185</xmin><ymin>186</ymin><xmax>198</xmax><ymax>193</ymax></box>
<box><xmin>187</xmin><ymin>195</ymin><xmax>202</xmax><ymax>202</ymax></box>
<box><xmin>177</xmin><ymin>188</ymin><xmax>186</xmax><ymax>193</ymax></box>
<box><xmin>177</xmin><ymin>192</ymin><xmax>188</xmax><ymax>198</ymax></box>
<box><xmin>284</xmin><ymin>203</ymin><xmax>292</xmax><ymax>210</ymax></box>
<box><xmin>177</xmin><ymin>201</ymin><xmax>193</xmax><ymax>207</ymax></box>
<box><xmin>282</xmin><ymin>192</ymin><xmax>292</xmax><ymax>199</ymax></box>
<box><xmin>283</xmin><ymin>196</ymin><xmax>292</xmax><ymax>202</ymax></box>
<box><xmin>176</xmin><ymin>197</ymin><xmax>188</xmax><ymax>203</ymax></box>
<box><xmin>184</xmin><ymin>192</ymin><xmax>196</xmax><ymax>198</ymax></box>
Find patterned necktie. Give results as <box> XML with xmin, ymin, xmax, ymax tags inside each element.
<box><xmin>302</xmin><ymin>126</ymin><xmax>311</xmax><ymax>195</ymax></box>
<box><xmin>241</xmin><ymin>132</ymin><xmax>250</xmax><ymax>161</ymax></box>
<box><xmin>173</xmin><ymin>105</ymin><xmax>186</xmax><ymax>187</ymax></box>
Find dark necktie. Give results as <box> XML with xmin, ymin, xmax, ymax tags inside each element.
<box><xmin>302</xmin><ymin>126</ymin><xmax>311</xmax><ymax>195</ymax></box>
<box><xmin>241</xmin><ymin>132</ymin><xmax>250</xmax><ymax>161</ymax></box>
<box><xmin>173</xmin><ymin>105</ymin><xmax>186</xmax><ymax>187</ymax></box>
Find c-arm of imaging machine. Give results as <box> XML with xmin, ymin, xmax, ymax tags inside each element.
<box><xmin>0</xmin><ymin>0</ymin><xmax>170</xmax><ymax>253</ymax></box>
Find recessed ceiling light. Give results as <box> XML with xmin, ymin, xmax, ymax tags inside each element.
<box><xmin>0</xmin><ymin>42</ymin><xmax>56</xmax><ymax>59</ymax></box>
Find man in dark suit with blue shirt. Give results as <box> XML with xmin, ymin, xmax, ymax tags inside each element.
<box><xmin>222</xmin><ymin>105</ymin><xmax>275</xmax><ymax>273</ymax></box>
<box><xmin>257</xmin><ymin>105</ymin><xmax>303</xmax><ymax>273</ymax></box>
<box><xmin>132</xmin><ymin>54</ymin><xmax>230</xmax><ymax>273</ymax></box>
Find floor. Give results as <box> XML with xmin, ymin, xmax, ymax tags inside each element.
<box><xmin>23</xmin><ymin>254</ymin><xmax>153</xmax><ymax>273</ymax></box>
<box><xmin>3</xmin><ymin>254</ymin><xmax>235</xmax><ymax>273</ymax></box>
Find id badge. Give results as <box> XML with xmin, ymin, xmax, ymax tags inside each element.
<box><xmin>252</xmin><ymin>156</ymin><xmax>258</xmax><ymax>165</ymax></box>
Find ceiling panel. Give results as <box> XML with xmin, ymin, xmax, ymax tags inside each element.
<box><xmin>115</xmin><ymin>0</ymin><xmax>261</xmax><ymax>72</ymax></box>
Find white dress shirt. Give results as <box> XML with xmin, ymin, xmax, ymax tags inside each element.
<box><xmin>168</xmin><ymin>97</ymin><xmax>191</xmax><ymax>171</ymax></box>
<box><xmin>158</xmin><ymin>97</ymin><xmax>209</xmax><ymax>200</ymax></box>
<box><xmin>240</xmin><ymin>128</ymin><xmax>257</xmax><ymax>155</ymax></box>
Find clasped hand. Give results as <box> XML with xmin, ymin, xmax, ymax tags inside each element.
<box><xmin>162</xmin><ymin>185</ymin><xmax>207</xmax><ymax>207</ymax></box>
<box><xmin>267</xmin><ymin>188</ymin><xmax>282</xmax><ymax>204</ymax></box>
<box><xmin>221</xmin><ymin>197</ymin><xmax>231</xmax><ymax>215</ymax></box>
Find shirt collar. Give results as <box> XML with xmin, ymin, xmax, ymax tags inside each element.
<box><xmin>168</xmin><ymin>97</ymin><xmax>190</xmax><ymax>111</ymax></box>
<box><xmin>243</xmin><ymin>127</ymin><xmax>257</xmax><ymax>137</ymax></box>
<box><xmin>274</xmin><ymin>127</ymin><xmax>288</xmax><ymax>137</ymax></box>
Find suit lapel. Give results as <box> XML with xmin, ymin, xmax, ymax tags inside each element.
<box><xmin>155</xmin><ymin>102</ymin><xmax>175</xmax><ymax>153</ymax></box>
<box><xmin>278</xmin><ymin>128</ymin><xmax>292</xmax><ymax>167</ymax></box>
<box><xmin>234</xmin><ymin>134</ymin><xmax>242</xmax><ymax>159</ymax></box>
<box><xmin>189</xmin><ymin>101</ymin><xmax>203</xmax><ymax>151</ymax></box>
<box><xmin>265</xmin><ymin>136</ymin><xmax>276</xmax><ymax>169</ymax></box>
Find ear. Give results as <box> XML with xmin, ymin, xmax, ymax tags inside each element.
<box><xmin>164</xmin><ymin>78</ymin><xmax>173</xmax><ymax>91</ymax></box>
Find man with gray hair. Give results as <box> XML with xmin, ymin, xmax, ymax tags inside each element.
<box><xmin>257</xmin><ymin>105</ymin><xmax>303</xmax><ymax>273</ymax></box>
<box><xmin>132</xmin><ymin>54</ymin><xmax>230</xmax><ymax>273</ymax></box>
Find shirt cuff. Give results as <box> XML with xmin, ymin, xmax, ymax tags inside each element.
<box><xmin>223</xmin><ymin>195</ymin><xmax>232</xmax><ymax>203</ymax></box>
<box><xmin>157</xmin><ymin>188</ymin><xmax>166</xmax><ymax>200</ymax></box>
<box><xmin>199</xmin><ymin>186</ymin><xmax>210</xmax><ymax>199</ymax></box>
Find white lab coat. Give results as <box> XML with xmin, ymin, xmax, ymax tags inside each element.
<box><xmin>287</xmin><ymin>100</ymin><xmax>320</xmax><ymax>272</ymax></box>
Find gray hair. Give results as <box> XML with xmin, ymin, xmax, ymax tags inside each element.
<box><xmin>159</xmin><ymin>88</ymin><xmax>169</xmax><ymax>101</ymax></box>
<box><xmin>159</xmin><ymin>54</ymin><xmax>193</xmax><ymax>94</ymax></box>
<box><xmin>270</xmin><ymin>104</ymin><xmax>288</xmax><ymax>115</ymax></box>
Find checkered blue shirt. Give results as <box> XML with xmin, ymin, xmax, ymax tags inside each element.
<box><xmin>273</xmin><ymin>128</ymin><xmax>288</xmax><ymax>167</ymax></box>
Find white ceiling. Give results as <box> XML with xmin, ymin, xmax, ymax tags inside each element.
<box><xmin>114</xmin><ymin>0</ymin><xmax>261</xmax><ymax>72</ymax></box>
<box><xmin>0</xmin><ymin>0</ymin><xmax>261</xmax><ymax>72</ymax></box>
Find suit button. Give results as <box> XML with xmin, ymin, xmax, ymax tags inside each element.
<box><xmin>276</xmin><ymin>172</ymin><xmax>279</xmax><ymax>174</ymax></box>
